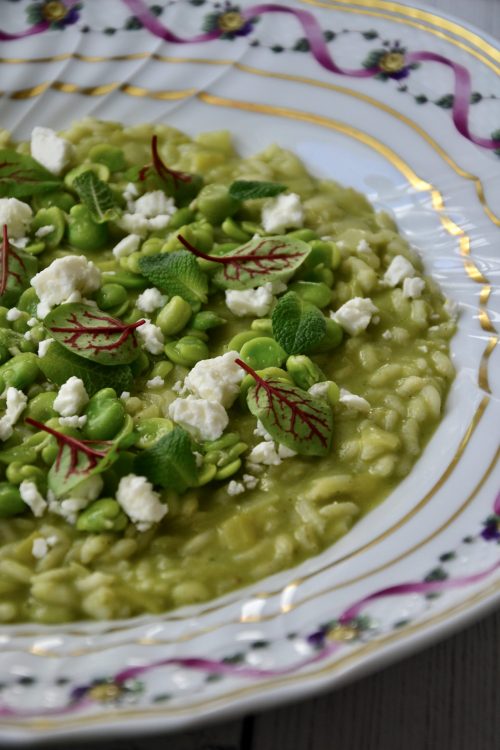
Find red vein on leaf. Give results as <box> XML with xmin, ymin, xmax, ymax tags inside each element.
<box><xmin>235</xmin><ymin>358</ymin><xmax>330</xmax><ymax>448</ymax></box>
<box><xmin>25</xmin><ymin>417</ymin><xmax>111</xmax><ymax>479</ymax></box>
<box><xmin>49</xmin><ymin>311</ymin><xmax>145</xmax><ymax>353</ymax></box>
<box><xmin>0</xmin><ymin>161</ymin><xmax>50</xmax><ymax>184</ymax></box>
<box><xmin>177</xmin><ymin>234</ymin><xmax>305</xmax><ymax>282</ymax></box>
<box><xmin>139</xmin><ymin>135</ymin><xmax>192</xmax><ymax>187</ymax></box>
<box><xmin>0</xmin><ymin>223</ymin><xmax>26</xmax><ymax>296</ymax></box>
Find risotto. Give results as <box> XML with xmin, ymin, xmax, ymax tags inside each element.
<box><xmin>0</xmin><ymin>119</ymin><xmax>455</xmax><ymax>623</ymax></box>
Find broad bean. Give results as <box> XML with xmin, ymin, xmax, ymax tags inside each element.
<box><xmin>0</xmin><ymin>482</ymin><xmax>26</xmax><ymax>517</ymax></box>
<box><xmin>67</xmin><ymin>205</ymin><xmax>108</xmax><ymax>251</ymax></box>
<box><xmin>0</xmin><ymin>353</ymin><xmax>40</xmax><ymax>390</ymax></box>
<box><xmin>286</xmin><ymin>355</ymin><xmax>326</xmax><ymax>390</ymax></box>
<box><xmin>83</xmin><ymin>389</ymin><xmax>125</xmax><ymax>440</ymax></box>
<box><xmin>164</xmin><ymin>336</ymin><xmax>209</xmax><ymax>367</ymax></box>
<box><xmin>156</xmin><ymin>296</ymin><xmax>192</xmax><ymax>336</ymax></box>
<box><xmin>95</xmin><ymin>284</ymin><xmax>128</xmax><ymax>310</ymax></box>
<box><xmin>288</xmin><ymin>281</ymin><xmax>332</xmax><ymax>308</ymax></box>
<box><xmin>76</xmin><ymin>498</ymin><xmax>128</xmax><ymax>533</ymax></box>
<box><xmin>196</xmin><ymin>184</ymin><xmax>239</xmax><ymax>225</ymax></box>
<box><xmin>239</xmin><ymin>337</ymin><xmax>286</xmax><ymax>370</ymax></box>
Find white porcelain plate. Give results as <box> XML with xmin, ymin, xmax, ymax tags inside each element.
<box><xmin>0</xmin><ymin>0</ymin><xmax>499</xmax><ymax>743</ymax></box>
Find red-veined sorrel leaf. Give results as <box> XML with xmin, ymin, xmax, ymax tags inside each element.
<box><xmin>0</xmin><ymin>224</ymin><xmax>35</xmax><ymax>307</ymax></box>
<box><xmin>45</xmin><ymin>303</ymin><xmax>145</xmax><ymax>366</ymax></box>
<box><xmin>178</xmin><ymin>234</ymin><xmax>311</xmax><ymax>290</ymax></box>
<box><xmin>0</xmin><ymin>149</ymin><xmax>62</xmax><ymax>198</ymax></box>
<box><xmin>237</xmin><ymin>358</ymin><xmax>333</xmax><ymax>456</ymax></box>
<box><xmin>139</xmin><ymin>136</ymin><xmax>202</xmax><ymax>205</ymax></box>
<box><xmin>25</xmin><ymin>417</ymin><xmax>118</xmax><ymax>498</ymax></box>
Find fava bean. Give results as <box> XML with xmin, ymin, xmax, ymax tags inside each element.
<box><xmin>64</xmin><ymin>162</ymin><xmax>110</xmax><ymax>188</ymax></box>
<box><xmin>102</xmin><ymin>271</ymin><xmax>148</xmax><ymax>290</ymax></box>
<box><xmin>191</xmin><ymin>311</ymin><xmax>226</xmax><ymax>331</ymax></box>
<box><xmin>221</xmin><ymin>217</ymin><xmax>251</xmax><ymax>242</ymax></box>
<box><xmin>239</xmin><ymin>337</ymin><xmax>286</xmax><ymax>370</ymax></box>
<box><xmin>286</xmin><ymin>355</ymin><xmax>326</xmax><ymax>390</ymax></box>
<box><xmin>67</xmin><ymin>205</ymin><xmax>108</xmax><ymax>252</ymax></box>
<box><xmin>149</xmin><ymin>360</ymin><xmax>173</xmax><ymax>380</ymax></box>
<box><xmin>312</xmin><ymin>318</ymin><xmax>343</xmax><ymax>352</ymax></box>
<box><xmin>83</xmin><ymin>389</ymin><xmax>125</xmax><ymax>440</ymax></box>
<box><xmin>0</xmin><ymin>482</ymin><xmax>26</xmax><ymax>517</ymax></box>
<box><xmin>25</xmin><ymin>391</ymin><xmax>57</xmax><ymax>423</ymax></box>
<box><xmin>287</xmin><ymin>228</ymin><xmax>318</xmax><ymax>242</ymax></box>
<box><xmin>17</xmin><ymin>288</ymin><xmax>39</xmax><ymax>316</ymax></box>
<box><xmin>6</xmin><ymin>463</ymin><xmax>45</xmax><ymax>487</ymax></box>
<box><xmin>156</xmin><ymin>296</ymin><xmax>192</xmax><ymax>336</ymax></box>
<box><xmin>76</xmin><ymin>498</ymin><xmax>128</xmax><ymax>533</ymax></box>
<box><xmin>135</xmin><ymin>417</ymin><xmax>174</xmax><ymax>449</ymax></box>
<box><xmin>0</xmin><ymin>353</ymin><xmax>40</xmax><ymax>389</ymax></box>
<box><xmin>196</xmin><ymin>184</ymin><xmax>239</xmax><ymax>225</ymax></box>
<box><xmin>214</xmin><ymin>458</ymin><xmax>241</xmax><ymax>481</ymax></box>
<box><xmin>288</xmin><ymin>281</ymin><xmax>332</xmax><ymax>308</ymax></box>
<box><xmin>227</xmin><ymin>330</ymin><xmax>263</xmax><ymax>352</ymax></box>
<box><xmin>129</xmin><ymin>351</ymin><xmax>150</xmax><ymax>377</ymax></box>
<box><xmin>250</xmin><ymin>318</ymin><xmax>273</xmax><ymax>334</ymax></box>
<box><xmin>33</xmin><ymin>190</ymin><xmax>76</xmax><ymax>213</ymax></box>
<box><xmin>167</xmin><ymin>207</ymin><xmax>196</xmax><ymax>230</ymax></box>
<box><xmin>95</xmin><ymin>284</ymin><xmax>128</xmax><ymax>310</ymax></box>
<box><xmin>31</xmin><ymin>207</ymin><xmax>65</xmax><ymax>250</ymax></box>
<box><xmin>164</xmin><ymin>336</ymin><xmax>209</xmax><ymax>367</ymax></box>
<box><xmin>88</xmin><ymin>144</ymin><xmax>126</xmax><ymax>172</ymax></box>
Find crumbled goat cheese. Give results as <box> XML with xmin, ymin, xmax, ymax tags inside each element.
<box><xmin>278</xmin><ymin>443</ymin><xmax>297</xmax><ymax>458</ymax></box>
<box><xmin>0</xmin><ymin>197</ymin><xmax>33</xmax><ymax>238</ymax></box>
<box><xmin>402</xmin><ymin>276</ymin><xmax>425</xmax><ymax>299</ymax></box>
<box><xmin>172</xmin><ymin>380</ymin><xmax>186</xmax><ymax>395</ymax></box>
<box><xmin>31</xmin><ymin>126</ymin><xmax>74</xmax><ymax>175</ymax></box>
<box><xmin>136</xmin><ymin>287</ymin><xmax>167</xmax><ymax>313</ymax></box>
<box><xmin>194</xmin><ymin>451</ymin><xmax>204</xmax><ymax>468</ymax></box>
<box><xmin>146</xmin><ymin>376</ymin><xmax>164</xmax><ymax>389</ymax></box>
<box><xmin>116</xmin><ymin>474</ymin><xmax>167</xmax><ymax>532</ymax></box>
<box><xmin>118</xmin><ymin>190</ymin><xmax>176</xmax><ymax>235</ymax></box>
<box><xmin>248</xmin><ymin>441</ymin><xmax>282</xmax><ymax>466</ymax></box>
<box><xmin>225</xmin><ymin>283</ymin><xmax>275</xmax><ymax>317</ymax></box>
<box><xmin>184</xmin><ymin>351</ymin><xmax>244</xmax><ymax>408</ymax></box>
<box><xmin>308</xmin><ymin>381</ymin><xmax>333</xmax><ymax>400</ymax></box>
<box><xmin>382</xmin><ymin>330</ymin><xmax>392</xmax><ymax>340</ymax></box>
<box><xmin>10</xmin><ymin>237</ymin><xmax>29</xmax><ymax>249</ymax></box>
<box><xmin>242</xmin><ymin>473</ymin><xmax>259</xmax><ymax>490</ymax></box>
<box><xmin>357</xmin><ymin>239</ymin><xmax>370</xmax><ymax>253</ymax></box>
<box><xmin>168</xmin><ymin>395</ymin><xmax>228</xmax><ymax>441</ymax></box>
<box><xmin>20</xmin><ymin>480</ymin><xmax>47</xmax><ymax>517</ymax></box>
<box><xmin>227</xmin><ymin>480</ymin><xmax>245</xmax><ymax>496</ymax></box>
<box><xmin>6</xmin><ymin>307</ymin><xmax>22</xmax><ymax>321</ymax></box>
<box><xmin>136</xmin><ymin>319</ymin><xmax>164</xmax><ymax>355</ymax></box>
<box><xmin>262</xmin><ymin>192</ymin><xmax>304</xmax><ymax>233</ymax></box>
<box><xmin>27</xmin><ymin>317</ymin><xmax>37</xmax><ymax>327</ymax></box>
<box><xmin>31</xmin><ymin>255</ymin><xmax>101</xmax><ymax>318</ymax></box>
<box><xmin>32</xmin><ymin>538</ymin><xmax>49</xmax><ymax>559</ymax></box>
<box><xmin>112</xmin><ymin>233</ymin><xmax>142</xmax><ymax>259</ymax></box>
<box><xmin>53</xmin><ymin>377</ymin><xmax>89</xmax><ymax>417</ymax></box>
<box><xmin>59</xmin><ymin>415</ymin><xmax>87</xmax><ymax>428</ymax></box>
<box><xmin>123</xmin><ymin>182</ymin><xmax>139</xmax><ymax>202</ymax></box>
<box><xmin>331</xmin><ymin>297</ymin><xmax>378</xmax><ymax>336</ymax></box>
<box><xmin>50</xmin><ymin>476</ymin><xmax>104</xmax><ymax>524</ymax></box>
<box><xmin>35</xmin><ymin>224</ymin><xmax>55</xmax><ymax>238</ymax></box>
<box><xmin>23</xmin><ymin>331</ymin><xmax>32</xmax><ymax>341</ymax></box>
<box><xmin>339</xmin><ymin>388</ymin><xmax>371</xmax><ymax>413</ymax></box>
<box><xmin>38</xmin><ymin>338</ymin><xmax>54</xmax><ymax>357</ymax></box>
<box><xmin>383</xmin><ymin>255</ymin><xmax>415</xmax><ymax>287</ymax></box>
<box><xmin>0</xmin><ymin>387</ymin><xmax>27</xmax><ymax>441</ymax></box>
<box><xmin>254</xmin><ymin>419</ymin><xmax>273</xmax><ymax>441</ymax></box>
<box><xmin>120</xmin><ymin>391</ymin><xmax>130</xmax><ymax>400</ymax></box>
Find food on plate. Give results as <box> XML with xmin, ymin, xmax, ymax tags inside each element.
<box><xmin>0</xmin><ymin>119</ymin><xmax>456</xmax><ymax>622</ymax></box>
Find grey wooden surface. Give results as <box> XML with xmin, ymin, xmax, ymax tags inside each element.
<box><xmin>104</xmin><ymin>2</ymin><xmax>499</xmax><ymax>747</ymax></box>
<box><xmin>10</xmin><ymin>1</ymin><xmax>498</xmax><ymax>749</ymax></box>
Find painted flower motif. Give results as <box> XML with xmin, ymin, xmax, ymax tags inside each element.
<box><xmin>307</xmin><ymin>616</ymin><xmax>371</xmax><ymax>650</ymax></box>
<box><xmin>202</xmin><ymin>2</ymin><xmax>256</xmax><ymax>39</ymax></box>
<box><xmin>26</xmin><ymin>0</ymin><xmax>81</xmax><ymax>29</ymax></box>
<box><xmin>363</xmin><ymin>42</ymin><xmax>418</xmax><ymax>81</ymax></box>
<box><xmin>481</xmin><ymin>515</ymin><xmax>500</xmax><ymax>541</ymax></box>
<box><xmin>70</xmin><ymin>677</ymin><xmax>143</xmax><ymax>705</ymax></box>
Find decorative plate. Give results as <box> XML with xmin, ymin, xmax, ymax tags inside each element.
<box><xmin>0</xmin><ymin>0</ymin><xmax>499</xmax><ymax>743</ymax></box>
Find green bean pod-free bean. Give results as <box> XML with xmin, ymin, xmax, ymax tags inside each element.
<box><xmin>286</xmin><ymin>355</ymin><xmax>326</xmax><ymax>390</ymax></box>
<box><xmin>164</xmin><ymin>336</ymin><xmax>209</xmax><ymax>367</ymax></box>
<box><xmin>0</xmin><ymin>353</ymin><xmax>40</xmax><ymax>390</ymax></box>
<box><xmin>196</xmin><ymin>184</ymin><xmax>239</xmax><ymax>225</ymax></box>
<box><xmin>0</xmin><ymin>482</ymin><xmax>27</xmax><ymax>518</ymax></box>
<box><xmin>95</xmin><ymin>284</ymin><xmax>128</xmax><ymax>310</ymax></box>
<box><xmin>67</xmin><ymin>204</ymin><xmax>108</xmax><ymax>251</ymax></box>
<box><xmin>83</xmin><ymin>389</ymin><xmax>126</xmax><ymax>441</ymax></box>
<box><xmin>156</xmin><ymin>296</ymin><xmax>192</xmax><ymax>336</ymax></box>
<box><xmin>239</xmin><ymin>337</ymin><xmax>287</xmax><ymax>370</ymax></box>
<box><xmin>76</xmin><ymin>498</ymin><xmax>128</xmax><ymax>532</ymax></box>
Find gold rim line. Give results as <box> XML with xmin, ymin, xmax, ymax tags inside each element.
<box><xmin>479</xmin><ymin>337</ymin><xmax>498</xmax><ymax>394</ymax></box>
<box><xmin>24</xmin><ymin>443</ymin><xmax>499</xmax><ymax>658</ymax></box>
<box><xmin>479</xmin><ymin>286</ymin><xmax>496</xmax><ymax>333</ymax></box>
<box><xmin>8</xmin><ymin>81</ymin><xmax>197</xmax><ymax>101</ymax></box>
<box><xmin>11</xmin><ymin>579</ymin><xmax>500</xmax><ymax>732</ymax></box>
<box><xmin>302</xmin><ymin>0</ymin><xmax>500</xmax><ymax>71</ymax></box>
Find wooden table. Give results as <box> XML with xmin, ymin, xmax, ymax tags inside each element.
<box><xmin>13</xmin><ymin>2</ymin><xmax>497</xmax><ymax>748</ymax></box>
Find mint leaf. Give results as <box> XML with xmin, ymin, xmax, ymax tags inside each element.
<box><xmin>45</xmin><ymin>303</ymin><xmax>144</xmax><ymax>366</ymax></box>
<box><xmin>229</xmin><ymin>180</ymin><xmax>287</xmax><ymax>201</ymax></box>
<box><xmin>238</xmin><ymin>359</ymin><xmax>333</xmax><ymax>456</ymax></box>
<box><xmin>73</xmin><ymin>170</ymin><xmax>121</xmax><ymax>223</ymax></box>
<box><xmin>25</xmin><ymin>417</ymin><xmax>118</xmax><ymax>499</ymax></box>
<box><xmin>0</xmin><ymin>227</ymin><xmax>37</xmax><ymax>307</ymax></box>
<box><xmin>135</xmin><ymin>427</ymin><xmax>197</xmax><ymax>493</ymax></box>
<box><xmin>0</xmin><ymin>149</ymin><xmax>62</xmax><ymax>198</ymax></box>
<box><xmin>39</xmin><ymin>340</ymin><xmax>134</xmax><ymax>396</ymax></box>
<box><xmin>178</xmin><ymin>235</ymin><xmax>311</xmax><ymax>290</ymax></box>
<box><xmin>271</xmin><ymin>292</ymin><xmax>326</xmax><ymax>355</ymax></box>
<box><xmin>138</xmin><ymin>250</ymin><xmax>208</xmax><ymax>307</ymax></box>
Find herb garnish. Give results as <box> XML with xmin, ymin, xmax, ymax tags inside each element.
<box><xmin>177</xmin><ymin>234</ymin><xmax>311</xmax><ymax>290</ymax></box>
<box><xmin>139</xmin><ymin>135</ymin><xmax>202</xmax><ymax>205</ymax></box>
<box><xmin>0</xmin><ymin>224</ymin><xmax>35</xmax><ymax>307</ymax></box>
<box><xmin>228</xmin><ymin>180</ymin><xmax>287</xmax><ymax>201</ymax></box>
<box><xmin>73</xmin><ymin>170</ymin><xmax>121</xmax><ymax>223</ymax></box>
<box><xmin>134</xmin><ymin>426</ymin><xmax>197</xmax><ymax>493</ymax></box>
<box><xmin>138</xmin><ymin>250</ymin><xmax>208</xmax><ymax>308</ymax></box>
<box><xmin>0</xmin><ymin>149</ymin><xmax>62</xmax><ymax>198</ymax></box>
<box><xmin>271</xmin><ymin>291</ymin><xmax>326</xmax><ymax>355</ymax></box>
<box><xmin>237</xmin><ymin>358</ymin><xmax>333</xmax><ymax>456</ymax></box>
<box><xmin>25</xmin><ymin>417</ymin><xmax>118</xmax><ymax>497</ymax></box>
<box><xmin>45</xmin><ymin>303</ymin><xmax>145</xmax><ymax>365</ymax></box>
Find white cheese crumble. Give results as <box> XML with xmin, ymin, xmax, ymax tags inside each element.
<box><xmin>136</xmin><ymin>287</ymin><xmax>167</xmax><ymax>313</ymax></box>
<box><xmin>20</xmin><ymin>481</ymin><xmax>47</xmax><ymax>517</ymax></box>
<box><xmin>38</xmin><ymin>338</ymin><xmax>54</xmax><ymax>357</ymax></box>
<box><xmin>35</xmin><ymin>224</ymin><xmax>55</xmax><ymax>238</ymax></box>
<box><xmin>225</xmin><ymin>283</ymin><xmax>275</xmax><ymax>318</ymax></box>
<box><xmin>59</xmin><ymin>415</ymin><xmax>87</xmax><ymax>428</ymax></box>
<box><xmin>184</xmin><ymin>351</ymin><xmax>244</xmax><ymax>408</ymax></box>
<box><xmin>31</xmin><ymin>255</ymin><xmax>101</xmax><ymax>318</ymax></box>
<box><xmin>278</xmin><ymin>443</ymin><xmax>297</xmax><ymax>458</ymax></box>
<box><xmin>136</xmin><ymin>319</ymin><xmax>164</xmax><ymax>355</ymax></box>
<box><xmin>6</xmin><ymin>307</ymin><xmax>22</xmax><ymax>321</ymax></box>
<box><xmin>262</xmin><ymin>193</ymin><xmax>304</xmax><ymax>233</ymax></box>
<box><xmin>242</xmin><ymin>473</ymin><xmax>259</xmax><ymax>490</ymax></box>
<box><xmin>31</xmin><ymin>126</ymin><xmax>74</xmax><ymax>176</ymax></box>
<box><xmin>116</xmin><ymin>474</ymin><xmax>167</xmax><ymax>532</ymax></box>
<box><xmin>53</xmin><ymin>377</ymin><xmax>89</xmax><ymax>417</ymax></box>
<box><xmin>248</xmin><ymin>441</ymin><xmax>282</xmax><ymax>466</ymax></box>
<box><xmin>123</xmin><ymin>182</ymin><xmax>138</xmax><ymax>202</ymax></box>
<box><xmin>0</xmin><ymin>387</ymin><xmax>27</xmax><ymax>441</ymax></box>
<box><xmin>357</xmin><ymin>239</ymin><xmax>370</xmax><ymax>253</ymax></box>
<box><xmin>49</xmin><ymin>476</ymin><xmax>104</xmax><ymax>525</ymax></box>
<box><xmin>10</xmin><ymin>237</ymin><xmax>29</xmax><ymax>249</ymax></box>
<box><xmin>0</xmin><ymin>197</ymin><xmax>33</xmax><ymax>238</ymax></box>
<box><xmin>383</xmin><ymin>255</ymin><xmax>415</xmax><ymax>287</ymax></box>
<box><xmin>112</xmin><ymin>233</ymin><xmax>142</xmax><ymax>259</ymax></box>
<box><xmin>118</xmin><ymin>191</ymin><xmax>176</xmax><ymax>236</ymax></box>
<box><xmin>308</xmin><ymin>381</ymin><xmax>334</xmax><ymax>400</ymax></box>
<box><xmin>402</xmin><ymin>276</ymin><xmax>425</xmax><ymax>299</ymax></box>
<box><xmin>339</xmin><ymin>388</ymin><xmax>371</xmax><ymax>413</ymax></box>
<box><xmin>227</xmin><ymin>480</ymin><xmax>245</xmax><ymax>496</ymax></box>
<box><xmin>254</xmin><ymin>419</ymin><xmax>273</xmax><ymax>441</ymax></box>
<box><xmin>27</xmin><ymin>317</ymin><xmax>38</xmax><ymax>327</ymax></box>
<box><xmin>32</xmin><ymin>538</ymin><xmax>49</xmax><ymax>559</ymax></box>
<box><xmin>331</xmin><ymin>297</ymin><xmax>378</xmax><ymax>336</ymax></box>
<box><xmin>168</xmin><ymin>395</ymin><xmax>228</xmax><ymax>441</ymax></box>
<box><xmin>146</xmin><ymin>376</ymin><xmax>164</xmax><ymax>389</ymax></box>
<box><xmin>120</xmin><ymin>391</ymin><xmax>130</xmax><ymax>400</ymax></box>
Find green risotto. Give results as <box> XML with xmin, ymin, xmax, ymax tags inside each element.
<box><xmin>0</xmin><ymin>119</ymin><xmax>455</xmax><ymax>623</ymax></box>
